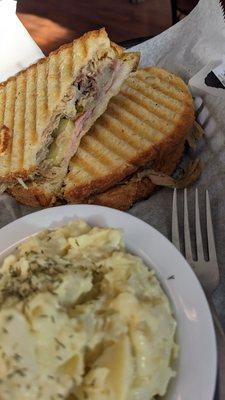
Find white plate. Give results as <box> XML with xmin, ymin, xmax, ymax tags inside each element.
<box><xmin>0</xmin><ymin>204</ymin><xmax>217</xmax><ymax>400</ymax></box>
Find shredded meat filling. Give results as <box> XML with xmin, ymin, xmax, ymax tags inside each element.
<box><xmin>42</xmin><ymin>58</ymin><xmax>122</xmax><ymax>175</ymax></box>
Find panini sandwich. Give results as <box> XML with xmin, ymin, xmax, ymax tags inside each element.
<box><xmin>11</xmin><ymin>67</ymin><xmax>195</xmax><ymax>209</ymax></box>
<box><xmin>63</xmin><ymin>67</ymin><xmax>195</xmax><ymax>209</ymax></box>
<box><xmin>0</xmin><ymin>28</ymin><xmax>139</xmax><ymax>194</ymax></box>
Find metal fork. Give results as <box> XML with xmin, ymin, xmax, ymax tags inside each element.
<box><xmin>172</xmin><ymin>188</ymin><xmax>225</xmax><ymax>400</ymax></box>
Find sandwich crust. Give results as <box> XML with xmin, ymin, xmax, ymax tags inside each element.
<box><xmin>0</xmin><ymin>126</ymin><xmax>12</xmax><ymax>155</ymax></box>
<box><xmin>87</xmin><ymin>142</ymin><xmax>184</xmax><ymax>210</ymax></box>
<box><xmin>9</xmin><ymin>184</ymin><xmax>56</xmax><ymax>207</ymax></box>
<box><xmin>10</xmin><ymin>141</ymin><xmax>184</xmax><ymax>208</ymax></box>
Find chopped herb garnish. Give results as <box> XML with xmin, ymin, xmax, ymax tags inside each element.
<box><xmin>13</xmin><ymin>353</ymin><xmax>22</xmax><ymax>362</ymax></box>
<box><xmin>51</xmin><ymin>315</ymin><xmax>56</xmax><ymax>323</ymax></box>
<box><xmin>6</xmin><ymin>315</ymin><xmax>14</xmax><ymax>322</ymax></box>
<box><xmin>167</xmin><ymin>275</ymin><xmax>175</xmax><ymax>280</ymax></box>
<box><xmin>54</xmin><ymin>338</ymin><xmax>66</xmax><ymax>349</ymax></box>
<box><xmin>39</xmin><ymin>314</ymin><xmax>48</xmax><ymax>319</ymax></box>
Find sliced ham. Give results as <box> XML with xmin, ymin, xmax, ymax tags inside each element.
<box><xmin>63</xmin><ymin>59</ymin><xmax>123</xmax><ymax>165</ymax></box>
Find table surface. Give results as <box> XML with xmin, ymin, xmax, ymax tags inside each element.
<box><xmin>17</xmin><ymin>0</ymin><xmax>171</xmax><ymax>55</ymax></box>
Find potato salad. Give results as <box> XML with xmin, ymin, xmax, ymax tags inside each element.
<box><xmin>0</xmin><ymin>220</ymin><xmax>177</xmax><ymax>399</ymax></box>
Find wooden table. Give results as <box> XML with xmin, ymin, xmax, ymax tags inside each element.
<box><xmin>17</xmin><ymin>0</ymin><xmax>171</xmax><ymax>54</ymax></box>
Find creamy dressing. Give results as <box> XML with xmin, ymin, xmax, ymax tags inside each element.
<box><xmin>0</xmin><ymin>220</ymin><xmax>177</xmax><ymax>399</ymax></box>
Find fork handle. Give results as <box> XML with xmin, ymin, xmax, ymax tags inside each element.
<box><xmin>207</xmin><ymin>296</ymin><xmax>225</xmax><ymax>400</ymax></box>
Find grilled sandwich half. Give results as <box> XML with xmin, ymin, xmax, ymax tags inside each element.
<box><xmin>0</xmin><ymin>28</ymin><xmax>139</xmax><ymax>193</ymax></box>
<box><xmin>11</xmin><ymin>67</ymin><xmax>195</xmax><ymax>209</ymax></box>
<box><xmin>63</xmin><ymin>67</ymin><xmax>195</xmax><ymax>208</ymax></box>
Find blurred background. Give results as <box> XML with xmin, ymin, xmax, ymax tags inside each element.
<box><xmin>17</xmin><ymin>0</ymin><xmax>225</xmax><ymax>54</ymax></box>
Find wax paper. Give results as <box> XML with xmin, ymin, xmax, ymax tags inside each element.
<box><xmin>0</xmin><ymin>0</ymin><xmax>43</xmax><ymax>82</ymax></box>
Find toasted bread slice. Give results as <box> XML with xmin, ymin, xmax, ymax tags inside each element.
<box><xmin>63</xmin><ymin>67</ymin><xmax>194</xmax><ymax>203</ymax></box>
<box><xmin>86</xmin><ymin>141</ymin><xmax>184</xmax><ymax>210</ymax></box>
<box><xmin>10</xmin><ymin>67</ymin><xmax>194</xmax><ymax>209</ymax></box>
<box><xmin>0</xmin><ymin>28</ymin><xmax>139</xmax><ymax>186</ymax></box>
<box><xmin>9</xmin><ymin>51</ymin><xmax>139</xmax><ymax>205</ymax></box>
<box><xmin>10</xmin><ymin>140</ymin><xmax>184</xmax><ymax>209</ymax></box>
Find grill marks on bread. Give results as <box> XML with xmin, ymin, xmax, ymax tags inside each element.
<box><xmin>64</xmin><ymin>67</ymin><xmax>194</xmax><ymax>201</ymax></box>
<box><xmin>0</xmin><ymin>29</ymin><xmax>124</xmax><ymax>183</ymax></box>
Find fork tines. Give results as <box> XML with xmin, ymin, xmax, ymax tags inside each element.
<box><xmin>172</xmin><ymin>188</ymin><xmax>218</xmax><ymax>265</ymax></box>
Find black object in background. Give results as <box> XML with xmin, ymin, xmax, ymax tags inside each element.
<box><xmin>205</xmin><ymin>71</ymin><xmax>225</xmax><ymax>89</ymax></box>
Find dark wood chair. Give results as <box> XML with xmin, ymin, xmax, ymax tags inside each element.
<box><xmin>171</xmin><ymin>0</ymin><xmax>198</xmax><ymax>24</ymax></box>
<box><xmin>172</xmin><ymin>0</ymin><xmax>225</xmax><ymax>23</ymax></box>
<box><xmin>18</xmin><ymin>0</ymin><xmax>171</xmax><ymax>54</ymax></box>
